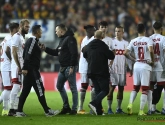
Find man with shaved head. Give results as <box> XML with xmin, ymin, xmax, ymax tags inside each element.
<box><xmin>82</xmin><ymin>30</ymin><xmax>115</xmax><ymax>115</ymax></box>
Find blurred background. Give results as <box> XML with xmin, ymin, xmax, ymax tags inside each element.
<box><xmin>0</xmin><ymin>0</ymin><xmax>165</xmax><ymax>72</ymax></box>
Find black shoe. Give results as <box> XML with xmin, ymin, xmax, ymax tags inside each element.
<box><xmin>59</xmin><ymin>107</ymin><xmax>71</xmax><ymax>115</ymax></box>
<box><xmin>8</xmin><ymin>109</ymin><xmax>16</xmax><ymax>116</ymax></box>
<box><xmin>69</xmin><ymin>110</ymin><xmax>77</xmax><ymax>115</ymax></box>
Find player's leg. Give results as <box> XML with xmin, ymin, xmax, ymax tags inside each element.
<box><xmin>107</xmin><ymin>84</ymin><xmax>115</xmax><ymax>114</ymax></box>
<box><xmin>162</xmin><ymin>85</ymin><xmax>165</xmax><ymax>114</ymax></box>
<box><xmin>0</xmin><ymin>90</ymin><xmax>4</xmax><ymax>104</ymax></box>
<box><xmin>1</xmin><ymin>71</ymin><xmax>12</xmax><ymax>116</ymax></box>
<box><xmin>78</xmin><ymin>73</ymin><xmax>89</xmax><ymax>113</ymax></box>
<box><xmin>15</xmin><ymin>71</ymin><xmax>32</xmax><ymax>117</ymax></box>
<box><xmin>152</xmin><ymin>84</ymin><xmax>163</xmax><ymax>113</ymax></box>
<box><xmin>89</xmin><ymin>79</ymin><xmax>96</xmax><ymax>114</ymax></box>
<box><xmin>127</xmin><ymin>68</ymin><xmax>140</xmax><ymax>115</ymax></box>
<box><xmin>155</xmin><ymin>71</ymin><xmax>165</xmax><ymax>114</ymax></box>
<box><xmin>116</xmin><ymin>74</ymin><xmax>126</xmax><ymax>114</ymax></box>
<box><xmin>147</xmin><ymin>71</ymin><xmax>156</xmax><ymax>114</ymax></box>
<box><xmin>139</xmin><ymin>69</ymin><xmax>150</xmax><ymax>116</ymax></box>
<box><xmin>107</xmin><ymin>73</ymin><xmax>117</xmax><ymax>114</ymax></box>
<box><xmin>9</xmin><ymin>67</ymin><xmax>21</xmax><ymax>116</ymax></box>
<box><xmin>89</xmin><ymin>79</ymin><xmax>95</xmax><ymax>102</ymax></box>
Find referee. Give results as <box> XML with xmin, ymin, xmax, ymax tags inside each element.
<box><xmin>15</xmin><ymin>25</ymin><xmax>59</xmax><ymax>117</ymax></box>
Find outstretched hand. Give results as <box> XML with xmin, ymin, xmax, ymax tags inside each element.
<box><xmin>39</xmin><ymin>43</ymin><xmax>46</xmax><ymax>50</ymax></box>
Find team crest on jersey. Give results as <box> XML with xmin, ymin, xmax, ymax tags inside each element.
<box><xmin>115</xmin><ymin>44</ymin><xmax>117</xmax><ymax>46</ymax></box>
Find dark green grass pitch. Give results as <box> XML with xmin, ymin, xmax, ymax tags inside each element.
<box><xmin>0</xmin><ymin>91</ymin><xmax>165</xmax><ymax>125</ymax></box>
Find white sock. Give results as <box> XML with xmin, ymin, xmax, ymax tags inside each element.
<box><xmin>107</xmin><ymin>100</ymin><xmax>112</xmax><ymax>109</ymax></box>
<box><xmin>14</xmin><ymin>95</ymin><xmax>20</xmax><ymax>110</ymax></box>
<box><xmin>152</xmin><ymin>104</ymin><xmax>156</xmax><ymax>111</ymax></box>
<box><xmin>3</xmin><ymin>90</ymin><xmax>11</xmax><ymax>110</ymax></box>
<box><xmin>147</xmin><ymin>90</ymin><xmax>152</xmax><ymax>111</ymax></box>
<box><xmin>163</xmin><ymin>90</ymin><xmax>165</xmax><ymax>109</ymax></box>
<box><xmin>0</xmin><ymin>90</ymin><xmax>5</xmax><ymax>104</ymax></box>
<box><xmin>117</xmin><ymin>99</ymin><xmax>122</xmax><ymax>109</ymax></box>
<box><xmin>91</xmin><ymin>87</ymin><xmax>95</xmax><ymax>101</ymax></box>
<box><xmin>129</xmin><ymin>91</ymin><xmax>137</xmax><ymax>104</ymax></box>
<box><xmin>9</xmin><ymin>84</ymin><xmax>21</xmax><ymax>109</ymax></box>
<box><xmin>140</xmin><ymin>94</ymin><xmax>147</xmax><ymax>110</ymax></box>
<box><xmin>79</xmin><ymin>89</ymin><xmax>86</xmax><ymax>110</ymax></box>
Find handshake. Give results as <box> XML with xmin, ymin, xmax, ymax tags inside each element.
<box><xmin>38</xmin><ymin>42</ymin><xmax>46</xmax><ymax>50</ymax></box>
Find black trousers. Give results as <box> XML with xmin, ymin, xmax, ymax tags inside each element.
<box><xmin>17</xmin><ymin>69</ymin><xmax>50</xmax><ymax>113</ymax></box>
<box><xmin>152</xmin><ymin>84</ymin><xmax>163</xmax><ymax>105</ymax></box>
<box><xmin>90</xmin><ymin>75</ymin><xmax>109</xmax><ymax>115</ymax></box>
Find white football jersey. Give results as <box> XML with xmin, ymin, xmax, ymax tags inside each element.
<box><xmin>102</xmin><ymin>36</ymin><xmax>115</xmax><ymax>50</ymax></box>
<box><xmin>11</xmin><ymin>32</ymin><xmax>25</xmax><ymax>69</ymax></box>
<box><xmin>150</xmin><ymin>34</ymin><xmax>165</xmax><ymax>71</ymax></box>
<box><xmin>111</xmin><ymin>38</ymin><xmax>129</xmax><ymax>74</ymax></box>
<box><xmin>0</xmin><ymin>35</ymin><xmax>12</xmax><ymax>71</ymax></box>
<box><xmin>79</xmin><ymin>36</ymin><xmax>94</xmax><ymax>73</ymax></box>
<box><xmin>127</xmin><ymin>36</ymin><xmax>153</xmax><ymax>71</ymax></box>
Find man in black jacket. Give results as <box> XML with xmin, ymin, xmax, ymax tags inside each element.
<box><xmin>15</xmin><ymin>25</ymin><xmax>59</xmax><ymax>117</ymax></box>
<box><xmin>43</xmin><ymin>24</ymin><xmax>78</xmax><ymax>115</ymax></box>
<box><xmin>83</xmin><ymin>30</ymin><xmax>115</xmax><ymax>115</ymax></box>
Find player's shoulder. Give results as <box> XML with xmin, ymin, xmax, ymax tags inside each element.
<box><xmin>103</xmin><ymin>36</ymin><xmax>112</xmax><ymax>41</ymax></box>
<box><xmin>4</xmin><ymin>35</ymin><xmax>12</xmax><ymax>41</ymax></box>
<box><xmin>81</xmin><ymin>36</ymin><xmax>88</xmax><ymax>42</ymax></box>
<box><xmin>122</xmin><ymin>39</ymin><xmax>129</xmax><ymax>43</ymax></box>
<box><xmin>13</xmin><ymin>32</ymin><xmax>22</xmax><ymax>38</ymax></box>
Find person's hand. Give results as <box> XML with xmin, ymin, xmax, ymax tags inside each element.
<box><xmin>22</xmin><ymin>70</ymin><xmax>28</xmax><ymax>76</ymax></box>
<box><xmin>129</xmin><ymin>70</ymin><xmax>133</xmax><ymax>77</ymax></box>
<box><xmin>18</xmin><ymin>67</ymin><xmax>22</xmax><ymax>74</ymax></box>
<box><xmin>69</xmin><ymin>67</ymin><xmax>74</xmax><ymax>75</ymax></box>
<box><xmin>39</xmin><ymin>43</ymin><xmax>46</xmax><ymax>50</ymax></box>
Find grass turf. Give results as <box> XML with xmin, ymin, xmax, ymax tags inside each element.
<box><xmin>0</xmin><ymin>91</ymin><xmax>165</xmax><ymax>125</ymax></box>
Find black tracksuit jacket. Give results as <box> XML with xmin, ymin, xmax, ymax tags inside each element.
<box><xmin>45</xmin><ymin>29</ymin><xmax>78</xmax><ymax>67</ymax></box>
<box><xmin>22</xmin><ymin>37</ymin><xmax>41</xmax><ymax>70</ymax></box>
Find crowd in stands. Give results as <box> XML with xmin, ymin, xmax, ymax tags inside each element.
<box><xmin>0</xmin><ymin>0</ymin><xmax>165</xmax><ymax>71</ymax></box>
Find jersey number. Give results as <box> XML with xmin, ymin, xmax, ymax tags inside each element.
<box><xmin>138</xmin><ymin>47</ymin><xmax>144</xmax><ymax>60</ymax></box>
<box><xmin>154</xmin><ymin>43</ymin><xmax>160</xmax><ymax>55</ymax></box>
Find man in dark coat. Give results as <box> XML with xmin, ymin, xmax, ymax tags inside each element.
<box><xmin>82</xmin><ymin>30</ymin><xmax>115</xmax><ymax>115</ymax></box>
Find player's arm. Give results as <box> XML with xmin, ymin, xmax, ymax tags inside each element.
<box><xmin>108</xmin><ymin>40</ymin><xmax>116</xmax><ymax>66</ymax></box>
<box><xmin>0</xmin><ymin>45</ymin><xmax>2</xmax><ymax>55</ymax></box>
<box><xmin>148</xmin><ymin>45</ymin><xmax>154</xmax><ymax>66</ymax></box>
<box><xmin>5</xmin><ymin>46</ymin><xmax>11</xmax><ymax>60</ymax></box>
<box><xmin>12</xmin><ymin>46</ymin><xmax>21</xmax><ymax>73</ymax></box>
<box><xmin>124</xmin><ymin>49</ymin><xmax>136</xmax><ymax>62</ymax></box>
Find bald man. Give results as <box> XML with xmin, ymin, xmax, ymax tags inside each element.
<box><xmin>82</xmin><ymin>30</ymin><xmax>115</xmax><ymax>115</ymax></box>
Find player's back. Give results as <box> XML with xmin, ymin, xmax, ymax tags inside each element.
<box><xmin>150</xmin><ymin>33</ymin><xmax>165</xmax><ymax>71</ymax></box>
<box><xmin>128</xmin><ymin>36</ymin><xmax>153</xmax><ymax>71</ymax></box>
<box><xmin>102</xmin><ymin>36</ymin><xmax>114</xmax><ymax>50</ymax></box>
<box><xmin>0</xmin><ymin>35</ymin><xmax>12</xmax><ymax>71</ymax></box>
<box><xmin>79</xmin><ymin>36</ymin><xmax>94</xmax><ymax>73</ymax></box>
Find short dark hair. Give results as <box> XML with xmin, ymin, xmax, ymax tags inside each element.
<box><xmin>99</xmin><ymin>21</ymin><xmax>108</xmax><ymax>27</ymax></box>
<box><xmin>9</xmin><ymin>22</ymin><xmax>19</xmax><ymax>31</ymax></box>
<box><xmin>32</xmin><ymin>25</ymin><xmax>41</xmax><ymax>34</ymax></box>
<box><xmin>116</xmin><ymin>25</ymin><xmax>124</xmax><ymax>32</ymax></box>
<box><xmin>56</xmin><ymin>24</ymin><xmax>67</xmax><ymax>31</ymax></box>
<box><xmin>137</xmin><ymin>23</ymin><xmax>145</xmax><ymax>33</ymax></box>
<box><xmin>84</xmin><ymin>25</ymin><xmax>95</xmax><ymax>30</ymax></box>
<box><xmin>116</xmin><ymin>25</ymin><xmax>124</xmax><ymax>29</ymax></box>
<box><xmin>153</xmin><ymin>21</ymin><xmax>162</xmax><ymax>30</ymax></box>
